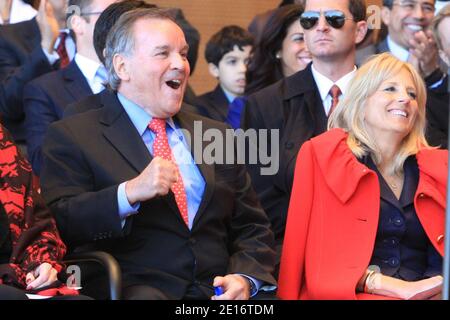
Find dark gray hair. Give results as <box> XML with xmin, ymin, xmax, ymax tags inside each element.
<box><xmin>104</xmin><ymin>8</ymin><xmax>175</xmax><ymax>90</ymax></box>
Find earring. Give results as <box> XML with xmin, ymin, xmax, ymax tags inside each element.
<box><xmin>275</xmin><ymin>52</ymin><xmax>281</xmax><ymax>59</ymax></box>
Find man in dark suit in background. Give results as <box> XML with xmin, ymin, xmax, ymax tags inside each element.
<box><xmin>0</xmin><ymin>0</ymin><xmax>71</xmax><ymax>145</ymax></box>
<box><xmin>64</xmin><ymin>0</ymin><xmax>202</xmax><ymax>118</ymax></box>
<box><xmin>23</xmin><ymin>0</ymin><xmax>115</xmax><ymax>175</ymax></box>
<box><xmin>242</xmin><ymin>0</ymin><xmax>367</xmax><ymax>261</ymax></box>
<box><xmin>41</xmin><ymin>8</ymin><xmax>276</xmax><ymax>300</ymax></box>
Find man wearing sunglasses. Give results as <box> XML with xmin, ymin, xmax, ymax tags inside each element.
<box><xmin>242</xmin><ymin>0</ymin><xmax>367</xmax><ymax>268</ymax></box>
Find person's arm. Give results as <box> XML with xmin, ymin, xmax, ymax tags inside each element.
<box><xmin>358</xmin><ymin>269</ymin><xmax>442</xmax><ymax>300</ymax></box>
<box><xmin>211</xmin><ymin>134</ymin><xmax>276</xmax><ymax>300</ymax></box>
<box><xmin>40</xmin><ymin>121</ymin><xmax>126</xmax><ymax>248</ymax></box>
<box><xmin>23</xmin><ymin>80</ymin><xmax>60</xmax><ymax>176</ymax></box>
<box><xmin>0</xmin><ymin>42</ymin><xmax>54</xmax><ymax>120</ymax></box>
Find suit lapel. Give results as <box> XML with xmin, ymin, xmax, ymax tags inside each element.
<box><xmin>63</xmin><ymin>61</ymin><xmax>93</xmax><ymax>101</ymax></box>
<box><xmin>175</xmin><ymin>110</ymin><xmax>215</xmax><ymax>227</ymax></box>
<box><xmin>100</xmin><ymin>92</ymin><xmax>152</xmax><ymax>174</ymax></box>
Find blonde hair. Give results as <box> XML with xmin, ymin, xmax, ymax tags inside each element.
<box><xmin>328</xmin><ymin>53</ymin><xmax>429</xmax><ymax>175</ymax></box>
<box><xmin>432</xmin><ymin>4</ymin><xmax>450</xmax><ymax>50</ymax></box>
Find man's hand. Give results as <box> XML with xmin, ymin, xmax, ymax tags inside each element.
<box><xmin>125</xmin><ymin>157</ymin><xmax>178</xmax><ymax>205</ymax></box>
<box><xmin>26</xmin><ymin>262</ymin><xmax>58</xmax><ymax>290</ymax></box>
<box><xmin>211</xmin><ymin>275</ymin><xmax>251</xmax><ymax>300</ymax></box>
<box><xmin>36</xmin><ymin>0</ymin><xmax>60</xmax><ymax>53</ymax></box>
<box><xmin>408</xmin><ymin>30</ymin><xmax>439</xmax><ymax>77</ymax></box>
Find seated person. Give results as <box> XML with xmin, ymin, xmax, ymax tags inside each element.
<box><xmin>0</xmin><ymin>123</ymin><xmax>83</xmax><ymax>300</ymax></box>
<box><xmin>278</xmin><ymin>53</ymin><xmax>445</xmax><ymax>300</ymax></box>
<box><xmin>197</xmin><ymin>25</ymin><xmax>254</xmax><ymax>129</ymax></box>
<box><xmin>245</xmin><ymin>4</ymin><xmax>310</xmax><ymax>95</ymax></box>
<box><xmin>40</xmin><ymin>8</ymin><xmax>276</xmax><ymax>300</ymax></box>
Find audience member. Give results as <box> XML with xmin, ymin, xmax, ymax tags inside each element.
<box><xmin>242</xmin><ymin>0</ymin><xmax>367</xmax><ymax>262</ymax></box>
<box><xmin>426</xmin><ymin>4</ymin><xmax>450</xmax><ymax>148</ymax></box>
<box><xmin>0</xmin><ymin>0</ymin><xmax>74</xmax><ymax>145</ymax></box>
<box><xmin>40</xmin><ymin>8</ymin><xmax>276</xmax><ymax>300</ymax></box>
<box><xmin>197</xmin><ymin>25</ymin><xmax>253</xmax><ymax>128</ymax></box>
<box><xmin>279</xmin><ymin>53</ymin><xmax>445</xmax><ymax>300</ymax></box>
<box><xmin>246</xmin><ymin>4</ymin><xmax>310</xmax><ymax>95</ymax></box>
<box><xmin>0</xmin><ymin>123</ymin><xmax>86</xmax><ymax>300</ymax></box>
<box><xmin>23</xmin><ymin>0</ymin><xmax>115</xmax><ymax>176</ymax></box>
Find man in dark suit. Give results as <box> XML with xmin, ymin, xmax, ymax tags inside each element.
<box><xmin>40</xmin><ymin>8</ymin><xmax>276</xmax><ymax>300</ymax></box>
<box><xmin>0</xmin><ymin>0</ymin><xmax>71</xmax><ymax>144</ymax></box>
<box><xmin>23</xmin><ymin>0</ymin><xmax>115</xmax><ymax>175</ymax></box>
<box><xmin>427</xmin><ymin>3</ymin><xmax>450</xmax><ymax>148</ymax></box>
<box><xmin>242</xmin><ymin>0</ymin><xmax>367</xmax><ymax>259</ymax></box>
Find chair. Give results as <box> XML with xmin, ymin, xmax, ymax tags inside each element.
<box><xmin>63</xmin><ymin>251</ymin><xmax>122</xmax><ymax>300</ymax></box>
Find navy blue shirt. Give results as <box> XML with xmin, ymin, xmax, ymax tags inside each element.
<box><xmin>361</xmin><ymin>155</ymin><xmax>442</xmax><ymax>281</ymax></box>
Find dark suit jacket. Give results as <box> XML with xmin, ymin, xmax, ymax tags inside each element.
<box><xmin>23</xmin><ymin>60</ymin><xmax>92</xmax><ymax>175</ymax></box>
<box><xmin>426</xmin><ymin>75</ymin><xmax>449</xmax><ymax>149</ymax></box>
<box><xmin>197</xmin><ymin>85</ymin><xmax>229</xmax><ymax>122</ymax></box>
<box><xmin>0</xmin><ymin>18</ymin><xmax>56</xmax><ymax>142</ymax></box>
<box><xmin>40</xmin><ymin>90</ymin><xmax>276</xmax><ymax>298</ymax></box>
<box><xmin>242</xmin><ymin>63</ymin><xmax>327</xmax><ymax>251</ymax></box>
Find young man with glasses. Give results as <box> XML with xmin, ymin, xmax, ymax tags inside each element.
<box><xmin>242</xmin><ymin>0</ymin><xmax>367</xmax><ymax>271</ymax></box>
<box><xmin>22</xmin><ymin>0</ymin><xmax>115</xmax><ymax>176</ymax></box>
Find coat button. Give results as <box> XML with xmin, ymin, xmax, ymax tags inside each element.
<box><xmin>437</xmin><ymin>235</ymin><xmax>444</xmax><ymax>244</ymax></box>
<box><xmin>388</xmin><ymin>257</ymin><xmax>399</xmax><ymax>267</ymax></box>
<box><xmin>285</xmin><ymin>142</ymin><xmax>294</xmax><ymax>150</ymax></box>
<box><xmin>189</xmin><ymin>238</ymin><xmax>197</xmax><ymax>245</ymax></box>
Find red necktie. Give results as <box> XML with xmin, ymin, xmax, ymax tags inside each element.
<box><xmin>55</xmin><ymin>32</ymin><xmax>70</xmax><ymax>68</ymax></box>
<box><xmin>328</xmin><ymin>85</ymin><xmax>342</xmax><ymax>116</ymax></box>
<box><xmin>148</xmin><ymin>118</ymin><xmax>189</xmax><ymax>226</ymax></box>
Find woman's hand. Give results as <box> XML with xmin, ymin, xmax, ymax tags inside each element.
<box><xmin>369</xmin><ymin>274</ymin><xmax>443</xmax><ymax>300</ymax></box>
<box><xmin>25</xmin><ymin>262</ymin><xmax>58</xmax><ymax>290</ymax></box>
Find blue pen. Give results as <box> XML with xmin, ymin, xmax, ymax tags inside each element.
<box><xmin>214</xmin><ymin>286</ymin><xmax>224</xmax><ymax>296</ymax></box>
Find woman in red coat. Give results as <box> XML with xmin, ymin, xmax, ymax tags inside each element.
<box><xmin>278</xmin><ymin>53</ymin><xmax>446</xmax><ymax>300</ymax></box>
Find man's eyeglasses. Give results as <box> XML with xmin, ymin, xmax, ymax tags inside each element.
<box><xmin>392</xmin><ymin>0</ymin><xmax>435</xmax><ymax>15</ymax></box>
<box><xmin>299</xmin><ymin>10</ymin><xmax>353</xmax><ymax>30</ymax></box>
<box><xmin>79</xmin><ymin>11</ymin><xmax>103</xmax><ymax>17</ymax></box>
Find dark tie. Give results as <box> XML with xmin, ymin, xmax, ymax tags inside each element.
<box><xmin>227</xmin><ymin>97</ymin><xmax>246</xmax><ymax>129</ymax></box>
<box><xmin>55</xmin><ymin>32</ymin><xmax>70</xmax><ymax>68</ymax></box>
<box><xmin>148</xmin><ymin>118</ymin><xmax>189</xmax><ymax>226</ymax></box>
<box><xmin>328</xmin><ymin>85</ymin><xmax>342</xmax><ymax>116</ymax></box>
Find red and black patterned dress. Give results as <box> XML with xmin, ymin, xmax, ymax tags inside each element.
<box><xmin>0</xmin><ymin>124</ymin><xmax>66</xmax><ymax>288</ymax></box>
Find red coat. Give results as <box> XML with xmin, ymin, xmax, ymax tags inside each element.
<box><xmin>278</xmin><ymin>128</ymin><xmax>447</xmax><ymax>300</ymax></box>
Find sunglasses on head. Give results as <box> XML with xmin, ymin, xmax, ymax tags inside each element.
<box><xmin>299</xmin><ymin>10</ymin><xmax>353</xmax><ymax>30</ymax></box>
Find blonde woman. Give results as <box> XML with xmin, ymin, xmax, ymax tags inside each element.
<box><xmin>278</xmin><ymin>53</ymin><xmax>445</xmax><ymax>300</ymax></box>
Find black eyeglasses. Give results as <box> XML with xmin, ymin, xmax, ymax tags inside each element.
<box><xmin>299</xmin><ymin>10</ymin><xmax>353</xmax><ymax>30</ymax></box>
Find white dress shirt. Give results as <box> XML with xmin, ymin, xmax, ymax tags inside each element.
<box><xmin>0</xmin><ymin>0</ymin><xmax>36</xmax><ymax>24</ymax></box>
<box><xmin>311</xmin><ymin>64</ymin><xmax>357</xmax><ymax>115</ymax></box>
<box><xmin>387</xmin><ymin>35</ymin><xmax>409</xmax><ymax>62</ymax></box>
<box><xmin>75</xmin><ymin>53</ymin><xmax>106</xmax><ymax>94</ymax></box>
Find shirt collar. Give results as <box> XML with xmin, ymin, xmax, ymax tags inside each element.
<box><xmin>387</xmin><ymin>35</ymin><xmax>409</xmax><ymax>62</ymax></box>
<box><xmin>0</xmin><ymin>0</ymin><xmax>37</xmax><ymax>24</ymax></box>
<box><xmin>117</xmin><ymin>92</ymin><xmax>176</xmax><ymax>136</ymax></box>
<box><xmin>311</xmin><ymin>64</ymin><xmax>357</xmax><ymax>101</ymax></box>
<box><xmin>220</xmin><ymin>85</ymin><xmax>237</xmax><ymax>103</ymax></box>
<box><xmin>74</xmin><ymin>53</ymin><xmax>102</xmax><ymax>83</ymax></box>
